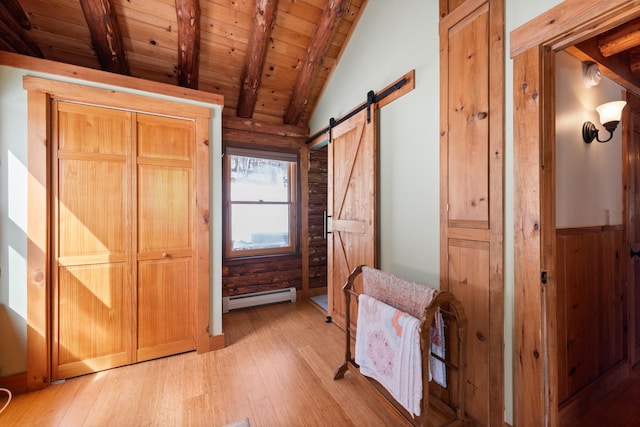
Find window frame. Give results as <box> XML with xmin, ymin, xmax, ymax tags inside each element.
<box><xmin>223</xmin><ymin>146</ymin><xmax>299</xmax><ymax>259</ymax></box>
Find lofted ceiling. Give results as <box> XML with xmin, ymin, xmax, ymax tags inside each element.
<box><xmin>0</xmin><ymin>0</ymin><xmax>367</xmax><ymax>129</ymax></box>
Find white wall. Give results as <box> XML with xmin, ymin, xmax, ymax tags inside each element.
<box><xmin>0</xmin><ymin>67</ymin><xmax>29</xmax><ymax>376</ymax></box>
<box><xmin>0</xmin><ymin>65</ymin><xmax>223</xmax><ymax>377</ymax></box>
<box><xmin>555</xmin><ymin>51</ymin><xmax>624</xmax><ymax>228</ymax></box>
<box><xmin>310</xmin><ymin>0</ymin><xmax>566</xmax><ymax>423</ymax></box>
<box><xmin>311</xmin><ymin>0</ymin><xmax>440</xmax><ymax>286</ymax></box>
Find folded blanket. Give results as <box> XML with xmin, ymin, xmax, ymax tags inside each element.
<box><xmin>361</xmin><ymin>266</ymin><xmax>446</xmax><ymax>388</ymax></box>
<box><xmin>355</xmin><ymin>294</ymin><xmax>422</xmax><ymax>416</ymax></box>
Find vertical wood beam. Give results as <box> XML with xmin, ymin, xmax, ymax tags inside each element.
<box><xmin>195</xmin><ymin>115</ymin><xmax>211</xmax><ymax>353</ymax></box>
<box><xmin>300</xmin><ymin>144</ymin><xmax>310</xmax><ymax>300</ymax></box>
<box><xmin>78</xmin><ymin>0</ymin><xmax>130</xmax><ymax>75</ymax></box>
<box><xmin>237</xmin><ymin>0</ymin><xmax>278</xmax><ymax>118</ymax></box>
<box><xmin>513</xmin><ymin>45</ymin><xmax>547</xmax><ymax>426</ymax></box>
<box><xmin>175</xmin><ymin>0</ymin><xmax>201</xmax><ymax>89</ymax></box>
<box><xmin>284</xmin><ymin>0</ymin><xmax>347</xmax><ymax>126</ymax></box>
<box><xmin>26</xmin><ymin>89</ymin><xmax>50</xmax><ymax>391</ymax></box>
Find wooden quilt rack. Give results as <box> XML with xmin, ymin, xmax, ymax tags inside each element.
<box><xmin>333</xmin><ymin>265</ymin><xmax>471</xmax><ymax>426</ymax></box>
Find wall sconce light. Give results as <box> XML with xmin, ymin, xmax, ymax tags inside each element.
<box><xmin>582</xmin><ymin>100</ymin><xmax>627</xmax><ymax>143</ymax></box>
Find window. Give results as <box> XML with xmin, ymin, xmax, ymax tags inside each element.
<box><xmin>224</xmin><ymin>147</ymin><xmax>298</xmax><ymax>258</ymax></box>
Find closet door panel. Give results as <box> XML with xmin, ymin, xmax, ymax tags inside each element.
<box><xmin>137</xmin><ymin>258</ymin><xmax>194</xmax><ymax>361</ymax></box>
<box><xmin>55</xmin><ymin>264</ymin><xmax>132</xmax><ymax>379</ymax></box>
<box><xmin>58</xmin><ymin>159</ymin><xmax>128</xmax><ymax>259</ymax></box>
<box><xmin>52</xmin><ymin>102</ymin><xmax>134</xmax><ymax>380</ymax></box>
<box><xmin>136</xmin><ymin>113</ymin><xmax>196</xmax><ymax>360</ymax></box>
<box><xmin>137</xmin><ymin>166</ymin><xmax>192</xmax><ymax>254</ymax></box>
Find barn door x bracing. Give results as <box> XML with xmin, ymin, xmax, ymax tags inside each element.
<box><xmin>327</xmin><ymin>107</ymin><xmax>377</xmax><ymax>329</ymax></box>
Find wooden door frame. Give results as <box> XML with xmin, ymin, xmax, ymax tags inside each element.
<box><xmin>626</xmin><ymin>91</ymin><xmax>640</xmax><ymax>368</ymax></box>
<box><xmin>512</xmin><ymin>1</ymin><xmax>640</xmax><ymax>424</ymax></box>
<box><xmin>24</xmin><ymin>76</ymin><xmax>214</xmax><ymax>390</ymax></box>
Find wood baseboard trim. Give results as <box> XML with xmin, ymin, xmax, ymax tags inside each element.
<box><xmin>209</xmin><ymin>333</ymin><xmax>225</xmax><ymax>351</ymax></box>
<box><xmin>559</xmin><ymin>360</ymin><xmax>629</xmax><ymax>424</ymax></box>
<box><xmin>0</xmin><ymin>372</ymin><xmax>28</xmax><ymax>395</ymax></box>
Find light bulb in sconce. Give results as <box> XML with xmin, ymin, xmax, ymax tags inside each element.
<box><xmin>582</xmin><ymin>100</ymin><xmax>627</xmax><ymax>144</ymax></box>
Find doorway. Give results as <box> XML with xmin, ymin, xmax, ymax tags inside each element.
<box><xmin>512</xmin><ymin>1</ymin><xmax>640</xmax><ymax>424</ymax></box>
<box><xmin>553</xmin><ymin>50</ymin><xmax>629</xmax><ymax>422</ymax></box>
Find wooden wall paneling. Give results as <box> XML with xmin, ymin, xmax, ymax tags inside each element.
<box><xmin>556</xmin><ymin>230</ymin><xmax>568</xmax><ymax>403</ymax></box>
<box><xmin>555</xmin><ymin>227</ymin><xmax>627</xmax><ymax>423</ymax></box>
<box><xmin>555</xmin><ymin>229</ymin><xmax>626</xmax><ymax>400</ymax></box>
<box><xmin>448</xmin><ymin>238</ymin><xmax>490</xmax><ymax>424</ymax></box>
<box><xmin>26</xmin><ymin>89</ymin><xmax>50</xmax><ymax>390</ymax></box>
<box><xmin>439</xmin><ymin>0</ymin><xmax>503</xmax><ymax>424</ymax></box>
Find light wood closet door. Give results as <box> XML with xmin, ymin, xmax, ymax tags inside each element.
<box><xmin>52</xmin><ymin>102</ymin><xmax>135</xmax><ymax>380</ymax></box>
<box><xmin>52</xmin><ymin>105</ymin><xmax>197</xmax><ymax>379</ymax></box>
<box><xmin>327</xmin><ymin>108</ymin><xmax>377</xmax><ymax>329</ymax></box>
<box><xmin>136</xmin><ymin>113</ymin><xmax>196</xmax><ymax>361</ymax></box>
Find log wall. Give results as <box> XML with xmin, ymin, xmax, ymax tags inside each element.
<box><xmin>308</xmin><ymin>146</ymin><xmax>328</xmax><ymax>293</ymax></box>
<box><xmin>221</xmin><ymin>117</ymin><xmax>320</xmax><ymax>298</ymax></box>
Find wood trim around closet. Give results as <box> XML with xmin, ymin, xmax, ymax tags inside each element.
<box><xmin>24</xmin><ymin>76</ymin><xmax>217</xmax><ymax>390</ymax></box>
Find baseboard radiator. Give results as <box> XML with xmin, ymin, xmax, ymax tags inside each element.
<box><xmin>222</xmin><ymin>287</ymin><xmax>297</xmax><ymax>313</ymax></box>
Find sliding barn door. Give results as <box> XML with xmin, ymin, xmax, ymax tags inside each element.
<box><xmin>440</xmin><ymin>0</ymin><xmax>504</xmax><ymax>424</ymax></box>
<box><xmin>327</xmin><ymin>108</ymin><xmax>377</xmax><ymax>329</ymax></box>
<box><xmin>136</xmin><ymin>113</ymin><xmax>196</xmax><ymax>361</ymax></box>
<box><xmin>52</xmin><ymin>102</ymin><xmax>135</xmax><ymax>380</ymax></box>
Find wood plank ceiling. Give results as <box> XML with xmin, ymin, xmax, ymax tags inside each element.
<box><xmin>0</xmin><ymin>0</ymin><xmax>367</xmax><ymax>128</ymax></box>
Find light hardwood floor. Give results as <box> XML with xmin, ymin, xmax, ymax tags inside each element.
<box><xmin>0</xmin><ymin>301</ymin><xmax>405</xmax><ymax>426</ymax></box>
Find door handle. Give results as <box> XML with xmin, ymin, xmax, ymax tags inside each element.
<box><xmin>631</xmin><ymin>249</ymin><xmax>640</xmax><ymax>259</ymax></box>
<box><xmin>323</xmin><ymin>211</ymin><xmax>332</xmax><ymax>239</ymax></box>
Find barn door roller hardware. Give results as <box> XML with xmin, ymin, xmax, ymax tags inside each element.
<box><xmin>325</xmin><ymin>84</ymin><xmax>399</xmax><ymax>144</ymax></box>
<box><xmin>306</xmin><ymin>71</ymin><xmax>414</xmax><ymax>145</ymax></box>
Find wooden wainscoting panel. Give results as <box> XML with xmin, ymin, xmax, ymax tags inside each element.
<box><xmin>556</xmin><ymin>227</ymin><xmax>626</xmax><ymax>404</ymax></box>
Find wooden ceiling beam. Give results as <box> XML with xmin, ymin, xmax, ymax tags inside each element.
<box><xmin>0</xmin><ymin>3</ymin><xmax>43</xmax><ymax>58</ymax></box>
<box><xmin>284</xmin><ymin>0</ymin><xmax>347</xmax><ymax>126</ymax></box>
<box><xmin>175</xmin><ymin>0</ymin><xmax>201</xmax><ymax>89</ymax></box>
<box><xmin>598</xmin><ymin>18</ymin><xmax>640</xmax><ymax>57</ymax></box>
<box><xmin>78</xmin><ymin>0</ymin><xmax>129</xmax><ymax>75</ymax></box>
<box><xmin>629</xmin><ymin>45</ymin><xmax>640</xmax><ymax>77</ymax></box>
<box><xmin>3</xmin><ymin>0</ymin><xmax>32</xmax><ymax>29</ymax></box>
<box><xmin>237</xmin><ymin>0</ymin><xmax>278</xmax><ymax>118</ymax></box>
